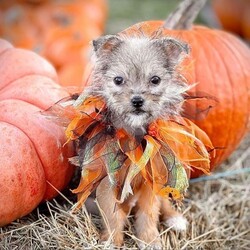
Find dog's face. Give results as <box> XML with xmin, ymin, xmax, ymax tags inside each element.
<box><xmin>91</xmin><ymin>35</ymin><xmax>189</xmax><ymax>133</ymax></box>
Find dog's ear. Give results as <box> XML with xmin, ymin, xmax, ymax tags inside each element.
<box><xmin>92</xmin><ymin>35</ymin><xmax>123</xmax><ymax>55</ymax></box>
<box><xmin>153</xmin><ymin>37</ymin><xmax>190</xmax><ymax>67</ymax></box>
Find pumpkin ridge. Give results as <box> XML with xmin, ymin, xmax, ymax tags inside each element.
<box><xmin>195</xmin><ymin>30</ymin><xmax>234</xmax><ymax>165</ymax></box>
<box><xmin>0</xmin><ymin>121</ymin><xmax>46</xmax><ymax>226</ymax></box>
<box><xmin>0</xmin><ymin>99</ymin><xmax>65</xmax><ymax>194</ymax></box>
<box><xmin>0</xmin><ymin>118</ymin><xmax>45</xmax><ymax>179</ymax></box>
<box><xmin>204</xmin><ymin>32</ymin><xmax>235</xmax><ymax>165</ymax></box>
<box><xmin>210</xmin><ymin>33</ymin><xmax>247</xmax><ymax>160</ymax></box>
<box><xmin>0</xmin><ymin>48</ymin><xmax>58</xmax><ymax>91</ymax></box>
<box><xmin>0</xmin><ymin>73</ymin><xmax>58</xmax><ymax>92</ymax></box>
<box><xmin>218</xmin><ymin>33</ymin><xmax>250</xmax><ymax>128</ymax></box>
<box><xmin>0</xmin><ymin>75</ymin><xmax>69</xmax><ymax>111</ymax></box>
<box><xmin>0</xmin><ymin>96</ymin><xmax>48</xmax><ymax>113</ymax></box>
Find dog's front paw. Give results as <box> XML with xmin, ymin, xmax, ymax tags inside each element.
<box><xmin>100</xmin><ymin>230</ymin><xmax>124</xmax><ymax>248</ymax></box>
<box><xmin>137</xmin><ymin>240</ymin><xmax>162</xmax><ymax>250</ymax></box>
<box><xmin>165</xmin><ymin>215</ymin><xmax>188</xmax><ymax>231</ymax></box>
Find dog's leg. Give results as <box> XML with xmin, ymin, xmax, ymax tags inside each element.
<box><xmin>96</xmin><ymin>177</ymin><xmax>127</xmax><ymax>247</ymax></box>
<box><xmin>135</xmin><ymin>184</ymin><xmax>162</xmax><ymax>249</ymax></box>
<box><xmin>160</xmin><ymin>198</ymin><xmax>187</xmax><ymax>231</ymax></box>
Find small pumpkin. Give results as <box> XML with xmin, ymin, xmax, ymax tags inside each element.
<box><xmin>0</xmin><ymin>0</ymin><xmax>107</xmax><ymax>86</ymax></box>
<box><xmin>0</xmin><ymin>39</ymin><xmax>74</xmax><ymax>227</ymax></box>
<box><xmin>212</xmin><ymin>0</ymin><xmax>250</xmax><ymax>40</ymax></box>
<box><xmin>120</xmin><ymin>0</ymin><xmax>250</xmax><ymax>177</ymax></box>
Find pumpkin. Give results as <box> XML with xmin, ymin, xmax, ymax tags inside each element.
<box><xmin>212</xmin><ymin>0</ymin><xmax>250</xmax><ymax>40</ymax></box>
<box><xmin>0</xmin><ymin>0</ymin><xmax>107</xmax><ymax>86</ymax></box>
<box><xmin>0</xmin><ymin>39</ymin><xmax>74</xmax><ymax>227</ymax></box>
<box><xmin>120</xmin><ymin>0</ymin><xmax>250</xmax><ymax>177</ymax></box>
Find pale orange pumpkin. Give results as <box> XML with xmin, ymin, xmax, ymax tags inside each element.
<box><xmin>0</xmin><ymin>39</ymin><xmax>74</xmax><ymax>226</ymax></box>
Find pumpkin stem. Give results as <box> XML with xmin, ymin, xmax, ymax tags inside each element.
<box><xmin>164</xmin><ymin>0</ymin><xmax>207</xmax><ymax>30</ymax></box>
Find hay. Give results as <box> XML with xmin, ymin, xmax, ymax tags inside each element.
<box><xmin>1</xmin><ymin>135</ymin><xmax>249</xmax><ymax>250</ymax></box>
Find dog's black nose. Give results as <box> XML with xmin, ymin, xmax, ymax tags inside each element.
<box><xmin>131</xmin><ymin>96</ymin><xmax>144</xmax><ymax>108</ymax></box>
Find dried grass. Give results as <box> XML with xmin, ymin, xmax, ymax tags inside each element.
<box><xmin>1</xmin><ymin>135</ymin><xmax>249</xmax><ymax>250</ymax></box>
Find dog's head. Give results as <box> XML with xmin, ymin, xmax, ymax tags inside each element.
<box><xmin>90</xmin><ymin>35</ymin><xmax>189</xmax><ymax>133</ymax></box>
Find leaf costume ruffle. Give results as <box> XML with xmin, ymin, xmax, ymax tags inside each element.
<box><xmin>48</xmin><ymin>94</ymin><xmax>214</xmax><ymax>209</ymax></box>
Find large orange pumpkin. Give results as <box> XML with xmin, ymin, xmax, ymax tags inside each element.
<box><xmin>0</xmin><ymin>0</ymin><xmax>107</xmax><ymax>86</ymax></box>
<box><xmin>0</xmin><ymin>39</ymin><xmax>74</xmax><ymax>226</ymax></box>
<box><xmin>212</xmin><ymin>0</ymin><xmax>250</xmax><ymax>40</ymax></box>
<box><xmin>120</xmin><ymin>1</ymin><xmax>250</xmax><ymax>177</ymax></box>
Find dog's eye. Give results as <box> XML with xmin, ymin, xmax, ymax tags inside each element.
<box><xmin>150</xmin><ymin>76</ymin><xmax>161</xmax><ymax>85</ymax></box>
<box><xmin>113</xmin><ymin>76</ymin><xmax>124</xmax><ymax>85</ymax></box>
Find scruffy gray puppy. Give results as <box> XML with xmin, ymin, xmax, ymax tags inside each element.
<box><xmin>86</xmin><ymin>35</ymin><xmax>190</xmax><ymax>249</ymax></box>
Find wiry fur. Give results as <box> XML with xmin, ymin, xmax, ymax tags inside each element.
<box><xmin>90</xmin><ymin>35</ymin><xmax>189</xmax><ymax>134</ymax></box>
<box><xmin>86</xmin><ymin>35</ymin><xmax>189</xmax><ymax>248</ymax></box>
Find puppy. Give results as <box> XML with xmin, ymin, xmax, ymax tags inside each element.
<box><xmin>87</xmin><ymin>35</ymin><xmax>189</xmax><ymax>248</ymax></box>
